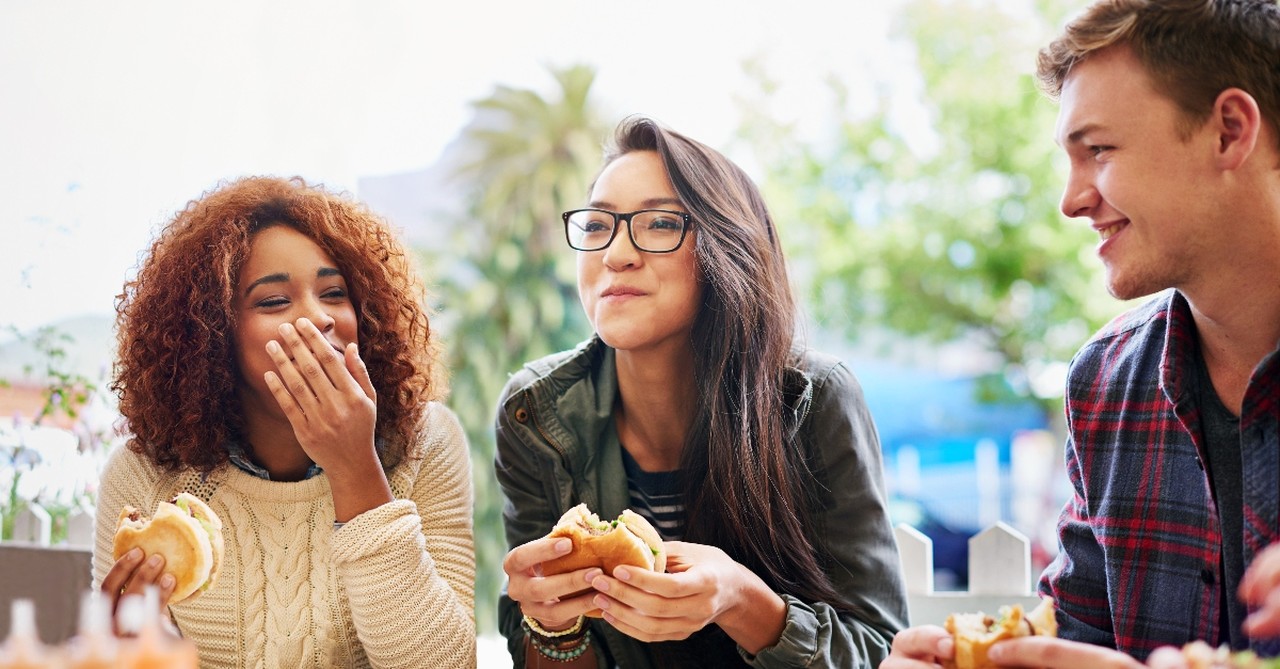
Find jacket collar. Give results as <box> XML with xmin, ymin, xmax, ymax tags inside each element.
<box><xmin>520</xmin><ymin>336</ymin><xmax>818</xmax><ymax>457</ymax></box>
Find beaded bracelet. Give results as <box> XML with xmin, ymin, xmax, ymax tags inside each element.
<box><xmin>530</xmin><ymin>630</ymin><xmax>592</xmax><ymax>662</ymax></box>
<box><xmin>522</xmin><ymin>614</ymin><xmax>586</xmax><ymax>641</ymax></box>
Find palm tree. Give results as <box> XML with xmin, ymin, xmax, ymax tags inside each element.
<box><xmin>426</xmin><ymin>64</ymin><xmax>607</xmax><ymax>632</ymax></box>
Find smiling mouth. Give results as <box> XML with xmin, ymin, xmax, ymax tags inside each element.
<box><xmin>1098</xmin><ymin>221</ymin><xmax>1127</xmax><ymax>241</ymax></box>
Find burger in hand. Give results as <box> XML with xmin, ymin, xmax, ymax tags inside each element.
<box><xmin>944</xmin><ymin>597</ymin><xmax>1058</xmax><ymax>669</ymax></box>
<box><xmin>540</xmin><ymin>503</ymin><xmax>666</xmax><ymax>616</ymax></box>
<box><xmin>113</xmin><ymin>492</ymin><xmax>224</xmax><ymax>605</ymax></box>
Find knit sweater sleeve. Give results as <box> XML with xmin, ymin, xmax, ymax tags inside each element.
<box><xmin>329</xmin><ymin>402</ymin><xmax>477</xmax><ymax>668</ymax></box>
<box><xmin>91</xmin><ymin>445</ymin><xmax>174</xmax><ymax>591</ymax></box>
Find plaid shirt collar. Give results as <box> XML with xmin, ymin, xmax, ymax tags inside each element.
<box><xmin>225</xmin><ymin>441</ymin><xmax>324</xmax><ymax>481</ymax></box>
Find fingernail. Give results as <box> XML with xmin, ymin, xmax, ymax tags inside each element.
<box><xmin>160</xmin><ymin>574</ymin><xmax>175</xmax><ymax>588</ymax></box>
<box><xmin>594</xmin><ymin>595</ymin><xmax>610</xmax><ymax>610</ymax></box>
<box><xmin>279</xmin><ymin>323</ymin><xmax>295</xmax><ymax>336</ymax></box>
<box><xmin>126</xmin><ymin>548</ymin><xmax>143</xmax><ymax>561</ymax></box>
<box><xmin>554</xmin><ymin>539</ymin><xmax>571</xmax><ymax>554</ymax></box>
<box><xmin>297</xmin><ymin>317</ymin><xmax>311</xmax><ymax>329</ymax></box>
<box><xmin>593</xmin><ymin>578</ymin><xmax>610</xmax><ymax>593</ymax></box>
<box><xmin>583</xmin><ymin>568</ymin><xmax>602</xmax><ymax>584</ymax></box>
<box><xmin>614</xmin><ymin>567</ymin><xmax>631</xmax><ymax>582</ymax></box>
<box><xmin>267</xmin><ymin>340</ymin><xmax>281</xmax><ymax>354</ymax></box>
<box><xmin>147</xmin><ymin>554</ymin><xmax>162</xmax><ymax>567</ymax></box>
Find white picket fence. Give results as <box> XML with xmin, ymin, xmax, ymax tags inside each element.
<box><xmin>896</xmin><ymin>521</ymin><xmax>1043</xmax><ymax>625</ymax></box>
<box><xmin>4</xmin><ymin>501</ymin><xmax>96</xmax><ymax>548</ymax></box>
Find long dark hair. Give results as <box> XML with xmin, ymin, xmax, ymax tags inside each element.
<box><xmin>602</xmin><ymin>116</ymin><xmax>856</xmax><ymax>616</ymax></box>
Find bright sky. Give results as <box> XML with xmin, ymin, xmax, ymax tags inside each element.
<box><xmin>2</xmin><ymin>0</ymin><xmax>948</xmax><ymax>336</ymax></box>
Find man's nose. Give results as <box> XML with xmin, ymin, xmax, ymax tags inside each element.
<box><xmin>1059</xmin><ymin>167</ymin><xmax>1100</xmax><ymax>219</ymax></box>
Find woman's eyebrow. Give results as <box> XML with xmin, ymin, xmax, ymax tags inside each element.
<box><xmin>243</xmin><ymin>272</ymin><xmax>288</xmax><ymax>297</ymax></box>
<box><xmin>586</xmin><ymin>197</ymin><xmax>684</xmax><ymax>210</ymax></box>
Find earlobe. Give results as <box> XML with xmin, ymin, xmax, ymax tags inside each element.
<box><xmin>1213</xmin><ymin>87</ymin><xmax>1261</xmax><ymax>170</ymax></box>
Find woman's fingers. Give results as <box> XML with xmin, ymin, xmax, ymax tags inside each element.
<box><xmin>504</xmin><ymin>537</ymin><xmax>573</xmax><ymax>576</ymax></box>
<box><xmin>100</xmin><ymin>547</ymin><xmax>144</xmax><ymax>601</ymax></box>
<box><xmin>101</xmin><ymin>549</ymin><xmax>175</xmax><ymax>636</ymax></box>
<box><xmin>345</xmin><ymin>342</ymin><xmax>376</xmax><ymax>402</ymax></box>
<box><xmin>266</xmin><ymin>318</ymin><xmax>374</xmax><ymax>432</ymax></box>
<box><xmin>264</xmin><ymin>319</ymin><xmax>338</xmax><ymax>418</ymax></box>
<box><xmin>291</xmin><ymin>318</ymin><xmax>361</xmax><ymax>394</ymax></box>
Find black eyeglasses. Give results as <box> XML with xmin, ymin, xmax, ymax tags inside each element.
<box><xmin>562</xmin><ymin>208</ymin><xmax>691</xmax><ymax>253</ymax></box>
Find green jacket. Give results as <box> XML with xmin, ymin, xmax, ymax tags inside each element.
<box><xmin>495</xmin><ymin>337</ymin><xmax>907</xmax><ymax>668</ymax></box>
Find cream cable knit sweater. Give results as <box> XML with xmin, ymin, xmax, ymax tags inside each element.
<box><xmin>93</xmin><ymin>402</ymin><xmax>477</xmax><ymax>668</ymax></box>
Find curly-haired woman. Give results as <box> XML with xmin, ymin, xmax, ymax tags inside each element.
<box><xmin>94</xmin><ymin>176</ymin><xmax>475</xmax><ymax>668</ymax></box>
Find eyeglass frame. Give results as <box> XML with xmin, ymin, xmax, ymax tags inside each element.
<box><xmin>561</xmin><ymin>208</ymin><xmax>692</xmax><ymax>253</ymax></box>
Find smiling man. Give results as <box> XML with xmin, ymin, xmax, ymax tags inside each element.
<box><xmin>884</xmin><ymin>1</ymin><xmax>1280</xmax><ymax>667</ymax></box>
<box><xmin>1028</xmin><ymin>0</ymin><xmax>1280</xmax><ymax>662</ymax></box>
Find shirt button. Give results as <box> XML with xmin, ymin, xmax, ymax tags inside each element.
<box><xmin>1201</xmin><ymin>568</ymin><xmax>1216</xmax><ymax>584</ymax></box>
<box><xmin>514</xmin><ymin>407</ymin><xmax>529</xmax><ymax>424</ymax></box>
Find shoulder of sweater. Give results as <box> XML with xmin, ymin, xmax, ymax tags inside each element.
<box><xmin>103</xmin><ymin>442</ymin><xmax>168</xmax><ymax>486</ymax></box>
<box><xmin>400</xmin><ymin>401</ymin><xmax>469</xmax><ymax>466</ymax></box>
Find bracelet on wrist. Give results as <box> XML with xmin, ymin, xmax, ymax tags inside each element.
<box><xmin>522</xmin><ymin>614</ymin><xmax>586</xmax><ymax>641</ymax></box>
<box><xmin>529</xmin><ymin>630</ymin><xmax>592</xmax><ymax>662</ymax></box>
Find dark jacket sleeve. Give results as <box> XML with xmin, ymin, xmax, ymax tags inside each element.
<box><xmin>494</xmin><ymin>369</ymin><xmax>549</xmax><ymax>667</ymax></box>
<box><xmin>748</xmin><ymin>360</ymin><xmax>908</xmax><ymax>668</ymax></box>
<box><xmin>493</xmin><ymin>369</ymin><xmax>615</xmax><ymax>668</ymax></box>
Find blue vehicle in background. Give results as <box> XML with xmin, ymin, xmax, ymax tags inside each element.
<box><xmin>850</xmin><ymin>356</ymin><xmax>1055</xmax><ymax>589</ymax></box>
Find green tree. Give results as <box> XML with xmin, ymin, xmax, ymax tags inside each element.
<box><xmin>425</xmin><ymin>65</ymin><xmax>607</xmax><ymax>632</ymax></box>
<box><xmin>739</xmin><ymin>0</ymin><xmax>1124</xmax><ymax>411</ymax></box>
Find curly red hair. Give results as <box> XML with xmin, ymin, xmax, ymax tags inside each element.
<box><xmin>113</xmin><ymin>176</ymin><xmax>441</xmax><ymax>473</ymax></box>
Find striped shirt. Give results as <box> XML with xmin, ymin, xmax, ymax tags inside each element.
<box><xmin>620</xmin><ymin>446</ymin><xmax>685</xmax><ymax>541</ymax></box>
<box><xmin>1041</xmin><ymin>290</ymin><xmax>1280</xmax><ymax>660</ymax></box>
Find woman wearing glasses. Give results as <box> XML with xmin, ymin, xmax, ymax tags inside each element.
<box><xmin>496</xmin><ymin>116</ymin><xmax>906</xmax><ymax>668</ymax></box>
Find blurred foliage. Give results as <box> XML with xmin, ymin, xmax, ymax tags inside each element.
<box><xmin>425</xmin><ymin>65</ymin><xmax>606</xmax><ymax>632</ymax></box>
<box><xmin>6</xmin><ymin>324</ymin><xmax>96</xmax><ymax>424</ymax></box>
<box><xmin>1</xmin><ymin>324</ymin><xmax>103</xmax><ymax>542</ymax></box>
<box><xmin>737</xmin><ymin>0</ymin><xmax>1124</xmax><ymax>411</ymax></box>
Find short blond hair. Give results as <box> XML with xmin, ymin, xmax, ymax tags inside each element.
<box><xmin>1037</xmin><ymin>0</ymin><xmax>1280</xmax><ymax>143</ymax></box>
